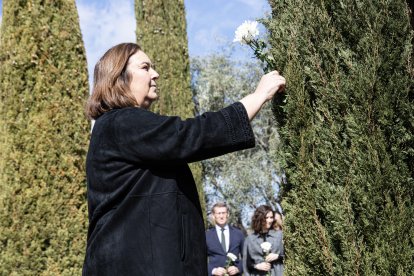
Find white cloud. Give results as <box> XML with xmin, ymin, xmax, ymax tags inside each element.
<box><xmin>235</xmin><ymin>0</ymin><xmax>267</xmax><ymax>14</ymax></box>
<box><xmin>192</xmin><ymin>28</ymin><xmax>228</xmax><ymax>55</ymax></box>
<box><xmin>76</xmin><ymin>0</ymin><xmax>136</xmax><ymax>86</ymax></box>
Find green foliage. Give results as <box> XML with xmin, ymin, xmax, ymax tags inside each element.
<box><xmin>191</xmin><ymin>53</ymin><xmax>281</xmax><ymax>232</ymax></box>
<box><xmin>135</xmin><ymin>0</ymin><xmax>192</xmax><ymax>117</ymax></box>
<box><xmin>135</xmin><ymin>0</ymin><xmax>205</xmax><ymax>218</ymax></box>
<box><xmin>0</xmin><ymin>1</ymin><xmax>89</xmax><ymax>274</ymax></box>
<box><xmin>264</xmin><ymin>0</ymin><xmax>414</xmax><ymax>275</ymax></box>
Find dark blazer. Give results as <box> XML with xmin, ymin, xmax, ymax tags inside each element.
<box><xmin>206</xmin><ymin>225</ymin><xmax>245</xmax><ymax>276</ymax></box>
<box><xmin>82</xmin><ymin>103</ymin><xmax>255</xmax><ymax>276</ymax></box>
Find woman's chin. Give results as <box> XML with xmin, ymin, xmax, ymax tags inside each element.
<box><xmin>150</xmin><ymin>92</ymin><xmax>158</xmax><ymax>100</ymax></box>
<box><xmin>142</xmin><ymin>98</ymin><xmax>157</xmax><ymax>109</ymax></box>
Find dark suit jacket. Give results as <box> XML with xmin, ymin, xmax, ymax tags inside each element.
<box><xmin>206</xmin><ymin>225</ymin><xmax>245</xmax><ymax>276</ymax></box>
<box><xmin>83</xmin><ymin>103</ymin><xmax>254</xmax><ymax>276</ymax></box>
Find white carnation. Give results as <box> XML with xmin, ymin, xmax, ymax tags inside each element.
<box><xmin>233</xmin><ymin>20</ymin><xmax>259</xmax><ymax>44</ymax></box>
<box><xmin>260</xmin><ymin>241</ymin><xmax>272</xmax><ymax>253</ymax></box>
<box><xmin>226</xmin><ymin>252</ymin><xmax>238</xmax><ymax>262</ymax></box>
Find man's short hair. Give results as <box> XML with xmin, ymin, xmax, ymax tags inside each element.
<box><xmin>211</xmin><ymin>202</ymin><xmax>229</xmax><ymax>214</ymax></box>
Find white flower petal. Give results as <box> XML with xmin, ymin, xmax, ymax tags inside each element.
<box><xmin>233</xmin><ymin>20</ymin><xmax>259</xmax><ymax>45</ymax></box>
<box><xmin>260</xmin><ymin>241</ymin><xmax>272</xmax><ymax>252</ymax></box>
<box><xmin>226</xmin><ymin>252</ymin><xmax>238</xmax><ymax>261</ymax></box>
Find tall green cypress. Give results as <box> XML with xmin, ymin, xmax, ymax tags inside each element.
<box><xmin>264</xmin><ymin>0</ymin><xmax>414</xmax><ymax>274</ymax></box>
<box><xmin>0</xmin><ymin>1</ymin><xmax>89</xmax><ymax>274</ymax></box>
<box><xmin>135</xmin><ymin>0</ymin><xmax>205</xmax><ymax>218</ymax></box>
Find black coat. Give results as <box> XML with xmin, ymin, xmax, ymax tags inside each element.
<box><xmin>83</xmin><ymin>103</ymin><xmax>255</xmax><ymax>276</ymax></box>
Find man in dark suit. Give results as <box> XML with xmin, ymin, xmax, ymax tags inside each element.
<box><xmin>206</xmin><ymin>202</ymin><xmax>244</xmax><ymax>276</ymax></box>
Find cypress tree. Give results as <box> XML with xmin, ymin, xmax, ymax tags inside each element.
<box><xmin>0</xmin><ymin>0</ymin><xmax>89</xmax><ymax>274</ymax></box>
<box><xmin>135</xmin><ymin>0</ymin><xmax>205</xmax><ymax>217</ymax></box>
<box><xmin>264</xmin><ymin>0</ymin><xmax>414</xmax><ymax>274</ymax></box>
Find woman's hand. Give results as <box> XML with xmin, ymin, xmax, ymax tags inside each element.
<box><xmin>239</xmin><ymin>70</ymin><xmax>286</xmax><ymax>121</ymax></box>
<box><xmin>254</xmin><ymin>262</ymin><xmax>271</xmax><ymax>271</ymax></box>
<box><xmin>254</xmin><ymin>71</ymin><xmax>286</xmax><ymax>102</ymax></box>
<box><xmin>265</xmin><ymin>253</ymin><xmax>279</xmax><ymax>262</ymax></box>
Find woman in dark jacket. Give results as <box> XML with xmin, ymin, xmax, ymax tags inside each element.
<box><xmin>243</xmin><ymin>205</ymin><xmax>284</xmax><ymax>276</ymax></box>
<box><xmin>82</xmin><ymin>43</ymin><xmax>285</xmax><ymax>276</ymax></box>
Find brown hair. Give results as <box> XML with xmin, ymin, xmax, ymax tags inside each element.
<box><xmin>86</xmin><ymin>43</ymin><xmax>141</xmax><ymax>119</ymax></box>
<box><xmin>273</xmin><ymin>209</ymin><xmax>283</xmax><ymax>231</ymax></box>
<box><xmin>211</xmin><ymin>202</ymin><xmax>229</xmax><ymax>214</ymax></box>
<box><xmin>251</xmin><ymin>205</ymin><xmax>274</xmax><ymax>234</ymax></box>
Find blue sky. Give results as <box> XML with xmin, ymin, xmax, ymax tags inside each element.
<box><xmin>0</xmin><ymin>0</ymin><xmax>270</xmax><ymax>80</ymax></box>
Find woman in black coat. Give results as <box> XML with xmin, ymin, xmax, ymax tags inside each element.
<box><xmin>82</xmin><ymin>43</ymin><xmax>285</xmax><ymax>276</ymax></box>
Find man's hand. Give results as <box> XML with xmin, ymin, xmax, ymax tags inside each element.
<box><xmin>254</xmin><ymin>262</ymin><xmax>271</xmax><ymax>271</ymax></box>
<box><xmin>212</xmin><ymin>267</ymin><xmax>227</xmax><ymax>276</ymax></box>
<box><xmin>265</xmin><ymin>253</ymin><xmax>279</xmax><ymax>262</ymax></box>
<box><xmin>227</xmin><ymin>265</ymin><xmax>240</xmax><ymax>275</ymax></box>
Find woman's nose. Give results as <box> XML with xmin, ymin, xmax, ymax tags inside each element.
<box><xmin>151</xmin><ymin>68</ymin><xmax>159</xmax><ymax>79</ymax></box>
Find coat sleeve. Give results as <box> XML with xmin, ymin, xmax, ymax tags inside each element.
<box><xmin>242</xmin><ymin>236</ymin><xmax>252</xmax><ymax>276</ymax></box>
<box><xmin>112</xmin><ymin>102</ymin><xmax>255</xmax><ymax>164</ymax></box>
<box><xmin>206</xmin><ymin>230</ymin><xmax>215</xmax><ymax>276</ymax></box>
<box><xmin>236</xmin><ymin>231</ymin><xmax>244</xmax><ymax>273</ymax></box>
<box><xmin>275</xmin><ymin>231</ymin><xmax>284</xmax><ymax>261</ymax></box>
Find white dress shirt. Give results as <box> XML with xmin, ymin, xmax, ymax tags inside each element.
<box><xmin>215</xmin><ymin>224</ymin><xmax>230</xmax><ymax>252</ymax></box>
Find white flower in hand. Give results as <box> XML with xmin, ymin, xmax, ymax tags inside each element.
<box><xmin>260</xmin><ymin>241</ymin><xmax>272</xmax><ymax>253</ymax></box>
<box><xmin>226</xmin><ymin>252</ymin><xmax>238</xmax><ymax>262</ymax></box>
<box><xmin>260</xmin><ymin>242</ymin><xmax>272</xmax><ymax>276</ymax></box>
<box><xmin>233</xmin><ymin>20</ymin><xmax>259</xmax><ymax>44</ymax></box>
<box><xmin>224</xmin><ymin>252</ymin><xmax>238</xmax><ymax>276</ymax></box>
<box><xmin>232</xmin><ymin>20</ymin><xmax>276</xmax><ymax>73</ymax></box>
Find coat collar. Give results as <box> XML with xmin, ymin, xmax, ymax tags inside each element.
<box><xmin>252</xmin><ymin>229</ymin><xmax>278</xmax><ymax>240</ymax></box>
<box><xmin>214</xmin><ymin>224</ymin><xmax>228</xmax><ymax>232</ymax></box>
